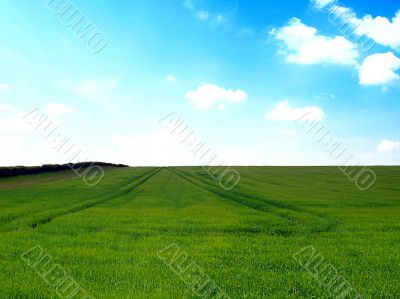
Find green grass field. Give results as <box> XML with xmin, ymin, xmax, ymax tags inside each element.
<box><xmin>0</xmin><ymin>166</ymin><xmax>399</xmax><ymax>298</ymax></box>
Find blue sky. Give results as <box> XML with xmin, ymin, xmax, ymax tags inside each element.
<box><xmin>0</xmin><ymin>0</ymin><xmax>399</xmax><ymax>166</ymax></box>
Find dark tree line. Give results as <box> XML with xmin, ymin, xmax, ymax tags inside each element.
<box><xmin>0</xmin><ymin>162</ymin><xmax>128</xmax><ymax>178</ymax></box>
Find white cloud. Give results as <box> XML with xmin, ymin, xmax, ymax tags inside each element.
<box><xmin>0</xmin><ymin>103</ymin><xmax>73</xmax><ymax>135</ymax></box>
<box><xmin>271</xmin><ymin>18</ymin><xmax>359</xmax><ymax>65</ymax></box>
<box><xmin>109</xmin><ymin>130</ymin><xmax>194</xmax><ymax>166</ymax></box>
<box><xmin>359</xmin><ymin>52</ymin><xmax>400</xmax><ymax>86</ymax></box>
<box><xmin>0</xmin><ymin>136</ymin><xmax>26</xmax><ymax>166</ymax></box>
<box><xmin>0</xmin><ymin>111</ymin><xmax>32</xmax><ymax>133</ymax></box>
<box><xmin>45</xmin><ymin>103</ymin><xmax>74</xmax><ymax>116</ymax></box>
<box><xmin>276</xmin><ymin>127</ymin><xmax>299</xmax><ymax>137</ymax></box>
<box><xmin>314</xmin><ymin>0</ymin><xmax>400</xmax><ymax>51</ymax></box>
<box><xmin>361</xmin><ymin>140</ymin><xmax>400</xmax><ymax>164</ymax></box>
<box><xmin>266</xmin><ymin>101</ymin><xmax>325</xmax><ymax>122</ymax></box>
<box><xmin>0</xmin><ymin>83</ymin><xmax>9</xmax><ymax>91</ymax></box>
<box><xmin>330</xmin><ymin>5</ymin><xmax>400</xmax><ymax>51</ymax></box>
<box><xmin>196</xmin><ymin>11</ymin><xmax>209</xmax><ymax>21</ymax></box>
<box><xmin>377</xmin><ymin>139</ymin><xmax>400</xmax><ymax>153</ymax></box>
<box><xmin>166</xmin><ymin>74</ymin><xmax>177</xmax><ymax>83</ymax></box>
<box><xmin>113</xmin><ymin>131</ymin><xmax>174</xmax><ymax>150</ymax></box>
<box><xmin>0</xmin><ymin>104</ymin><xmax>80</xmax><ymax>166</ymax></box>
<box><xmin>0</xmin><ymin>104</ymin><xmax>17</xmax><ymax>113</ymax></box>
<box><xmin>218</xmin><ymin>103</ymin><xmax>226</xmax><ymax>110</ymax></box>
<box><xmin>91</xmin><ymin>130</ymin><xmax>273</xmax><ymax>166</ymax></box>
<box><xmin>186</xmin><ymin>84</ymin><xmax>247</xmax><ymax>110</ymax></box>
<box><xmin>0</xmin><ymin>134</ymin><xmax>64</xmax><ymax>166</ymax></box>
<box><xmin>355</xmin><ymin>12</ymin><xmax>400</xmax><ymax>50</ymax></box>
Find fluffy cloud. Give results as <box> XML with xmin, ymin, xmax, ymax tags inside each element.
<box><xmin>354</xmin><ymin>12</ymin><xmax>400</xmax><ymax>50</ymax></box>
<box><xmin>271</xmin><ymin>18</ymin><xmax>358</xmax><ymax>65</ymax></box>
<box><xmin>0</xmin><ymin>105</ymin><xmax>31</xmax><ymax>133</ymax></box>
<box><xmin>359</xmin><ymin>52</ymin><xmax>400</xmax><ymax>86</ymax></box>
<box><xmin>310</xmin><ymin>1</ymin><xmax>400</xmax><ymax>87</ymax></box>
<box><xmin>186</xmin><ymin>84</ymin><xmax>247</xmax><ymax>110</ymax></box>
<box><xmin>45</xmin><ymin>103</ymin><xmax>74</xmax><ymax>116</ymax></box>
<box><xmin>313</xmin><ymin>0</ymin><xmax>400</xmax><ymax>51</ymax></box>
<box><xmin>266</xmin><ymin>101</ymin><xmax>325</xmax><ymax>121</ymax></box>
<box><xmin>0</xmin><ymin>104</ymin><xmax>80</xmax><ymax>166</ymax></box>
<box><xmin>0</xmin><ymin>83</ymin><xmax>9</xmax><ymax>91</ymax></box>
<box><xmin>0</xmin><ymin>103</ymin><xmax>74</xmax><ymax>135</ymax></box>
<box><xmin>377</xmin><ymin>139</ymin><xmax>400</xmax><ymax>153</ymax></box>
<box><xmin>338</xmin><ymin>8</ymin><xmax>400</xmax><ymax>50</ymax></box>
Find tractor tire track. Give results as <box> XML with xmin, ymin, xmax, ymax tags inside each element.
<box><xmin>172</xmin><ymin>168</ymin><xmax>306</xmax><ymax>212</ymax></box>
<box><xmin>0</xmin><ymin>168</ymin><xmax>162</xmax><ymax>232</ymax></box>
<box><xmin>0</xmin><ymin>168</ymin><xmax>153</xmax><ymax>227</ymax></box>
<box><xmin>166</xmin><ymin>168</ymin><xmax>293</xmax><ymax>221</ymax></box>
<box><xmin>168</xmin><ymin>168</ymin><xmax>342</xmax><ymax>233</ymax></box>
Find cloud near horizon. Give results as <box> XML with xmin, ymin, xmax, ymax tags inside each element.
<box><xmin>266</xmin><ymin>101</ymin><xmax>325</xmax><ymax>122</ymax></box>
<box><xmin>45</xmin><ymin>103</ymin><xmax>74</xmax><ymax>116</ymax></box>
<box><xmin>377</xmin><ymin>139</ymin><xmax>400</xmax><ymax>153</ymax></box>
<box><xmin>186</xmin><ymin>84</ymin><xmax>247</xmax><ymax>110</ymax></box>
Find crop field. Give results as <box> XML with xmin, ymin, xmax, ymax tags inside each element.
<box><xmin>0</xmin><ymin>166</ymin><xmax>399</xmax><ymax>298</ymax></box>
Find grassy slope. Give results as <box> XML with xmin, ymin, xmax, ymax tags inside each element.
<box><xmin>0</xmin><ymin>166</ymin><xmax>399</xmax><ymax>298</ymax></box>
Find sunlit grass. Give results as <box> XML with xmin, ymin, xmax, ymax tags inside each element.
<box><xmin>0</xmin><ymin>166</ymin><xmax>399</xmax><ymax>298</ymax></box>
